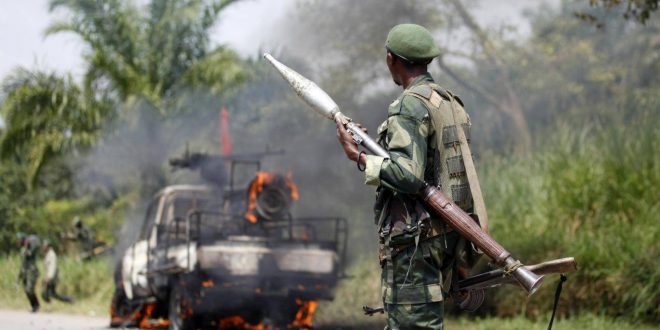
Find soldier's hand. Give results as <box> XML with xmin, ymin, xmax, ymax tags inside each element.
<box><xmin>353</xmin><ymin>122</ymin><xmax>368</xmax><ymax>134</ymax></box>
<box><xmin>335</xmin><ymin>117</ymin><xmax>360</xmax><ymax>162</ymax></box>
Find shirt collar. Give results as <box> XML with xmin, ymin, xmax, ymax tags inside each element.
<box><xmin>406</xmin><ymin>72</ymin><xmax>434</xmax><ymax>90</ymax></box>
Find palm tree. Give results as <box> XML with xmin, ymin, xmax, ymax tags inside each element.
<box><xmin>47</xmin><ymin>0</ymin><xmax>245</xmax><ymax>112</ymax></box>
<box><xmin>45</xmin><ymin>0</ymin><xmax>247</xmax><ymax>195</ymax></box>
<box><xmin>0</xmin><ymin>68</ymin><xmax>110</xmax><ymax>188</ymax></box>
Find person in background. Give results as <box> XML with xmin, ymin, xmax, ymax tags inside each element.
<box><xmin>41</xmin><ymin>239</ymin><xmax>74</xmax><ymax>304</ymax></box>
<box><xmin>17</xmin><ymin>232</ymin><xmax>41</xmax><ymax>312</ymax></box>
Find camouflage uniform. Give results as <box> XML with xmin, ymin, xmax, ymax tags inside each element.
<box><xmin>365</xmin><ymin>72</ymin><xmax>474</xmax><ymax>329</ymax></box>
<box><xmin>357</xmin><ymin>23</ymin><xmax>480</xmax><ymax>329</ymax></box>
<box><xmin>19</xmin><ymin>235</ymin><xmax>41</xmax><ymax>312</ymax></box>
<box><xmin>73</xmin><ymin>218</ymin><xmax>96</xmax><ymax>259</ymax></box>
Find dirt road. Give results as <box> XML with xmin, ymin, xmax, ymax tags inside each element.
<box><xmin>0</xmin><ymin>309</ymin><xmax>108</xmax><ymax>330</ymax></box>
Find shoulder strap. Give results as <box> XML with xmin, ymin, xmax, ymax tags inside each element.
<box><xmin>405</xmin><ymin>83</ymin><xmax>489</xmax><ymax>233</ymax></box>
<box><xmin>448</xmin><ymin>96</ymin><xmax>489</xmax><ymax>233</ymax></box>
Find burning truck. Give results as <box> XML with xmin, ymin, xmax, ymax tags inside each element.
<box><xmin>109</xmin><ymin>149</ymin><xmax>347</xmax><ymax>329</ymax></box>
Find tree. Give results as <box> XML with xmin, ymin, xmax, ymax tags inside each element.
<box><xmin>47</xmin><ymin>0</ymin><xmax>245</xmax><ymax>111</ymax></box>
<box><xmin>45</xmin><ymin>0</ymin><xmax>247</xmax><ymax>195</ymax></box>
<box><xmin>577</xmin><ymin>0</ymin><xmax>658</xmax><ymax>24</ymax></box>
<box><xmin>0</xmin><ymin>68</ymin><xmax>110</xmax><ymax>188</ymax></box>
<box><xmin>435</xmin><ymin>0</ymin><xmax>532</xmax><ymax>154</ymax></box>
<box><xmin>284</xmin><ymin>0</ymin><xmax>534</xmax><ymax>153</ymax></box>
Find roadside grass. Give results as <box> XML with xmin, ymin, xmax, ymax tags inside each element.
<box><xmin>315</xmin><ymin>258</ymin><xmax>658</xmax><ymax>329</ymax></box>
<box><xmin>481</xmin><ymin>114</ymin><xmax>659</xmax><ymax>322</ymax></box>
<box><xmin>0</xmin><ymin>254</ymin><xmax>113</xmax><ymax>317</ymax></box>
<box><xmin>449</xmin><ymin>313</ymin><xmax>659</xmax><ymax>330</ymax></box>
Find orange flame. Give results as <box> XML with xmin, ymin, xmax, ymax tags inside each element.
<box><xmin>245</xmin><ymin>172</ymin><xmax>299</xmax><ymax>223</ymax></box>
<box><xmin>286</xmin><ymin>171</ymin><xmax>299</xmax><ymax>201</ymax></box>
<box><xmin>218</xmin><ymin>316</ymin><xmax>265</xmax><ymax>330</ymax></box>
<box><xmin>138</xmin><ymin>303</ymin><xmax>170</xmax><ymax>329</ymax></box>
<box><xmin>202</xmin><ymin>279</ymin><xmax>215</xmax><ymax>288</ymax></box>
<box><xmin>288</xmin><ymin>299</ymin><xmax>318</xmax><ymax>329</ymax></box>
<box><xmin>109</xmin><ymin>296</ymin><xmax>141</xmax><ymax>326</ymax></box>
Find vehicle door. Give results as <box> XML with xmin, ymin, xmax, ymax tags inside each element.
<box><xmin>122</xmin><ymin>195</ymin><xmax>161</xmax><ymax>299</ymax></box>
<box><xmin>150</xmin><ymin>192</ymin><xmax>202</xmax><ymax>287</ymax></box>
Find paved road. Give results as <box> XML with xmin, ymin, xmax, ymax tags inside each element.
<box><xmin>0</xmin><ymin>309</ymin><xmax>108</xmax><ymax>330</ymax></box>
<box><xmin>0</xmin><ymin>309</ymin><xmax>384</xmax><ymax>330</ymax></box>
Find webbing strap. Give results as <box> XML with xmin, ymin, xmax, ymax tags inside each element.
<box><xmin>448</xmin><ymin>97</ymin><xmax>490</xmax><ymax>233</ymax></box>
<box><xmin>547</xmin><ymin>274</ymin><xmax>567</xmax><ymax>330</ymax></box>
<box><xmin>384</xmin><ymin>235</ymin><xmax>394</xmax><ymax>286</ymax></box>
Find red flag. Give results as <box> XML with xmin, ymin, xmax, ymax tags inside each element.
<box><xmin>219</xmin><ymin>107</ymin><xmax>232</xmax><ymax>156</ymax></box>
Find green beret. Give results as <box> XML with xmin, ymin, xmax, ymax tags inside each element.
<box><xmin>386</xmin><ymin>24</ymin><xmax>440</xmax><ymax>63</ymax></box>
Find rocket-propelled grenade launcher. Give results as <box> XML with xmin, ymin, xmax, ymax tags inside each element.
<box><xmin>263</xmin><ymin>54</ymin><xmax>386</xmax><ymax>158</ymax></box>
<box><xmin>263</xmin><ymin>53</ymin><xmax>544</xmax><ymax>295</ymax></box>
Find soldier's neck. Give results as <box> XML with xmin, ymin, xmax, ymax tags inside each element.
<box><xmin>401</xmin><ymin>70</ymin><xmax>428</xmax><ymax>89</ymax></box>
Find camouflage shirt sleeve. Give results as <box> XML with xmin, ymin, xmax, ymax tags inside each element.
<box><xmin>364</xmin><ymin>95</ymin><xmax>430</xmax><ymax>194</ymax></box>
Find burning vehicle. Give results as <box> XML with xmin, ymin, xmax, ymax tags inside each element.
<box><xmin>109</xmin><ymin>149</ymin><xmax>347</xmax><ymax>329</ymax></box>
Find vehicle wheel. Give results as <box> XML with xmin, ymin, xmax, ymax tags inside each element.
<box><xmin>168</xmin><ymin>283</ymin><xmax>197</xmax><ymax>330</ymax></box>
<box><xmin>109</xmin><ymin>287</ymin><xmax>137</xmax><ymax>328</ymax></box>
<box><xmin>265</xmin><ymin>298</ymin><xmax>299</xmax><ymax>328</ymax></box>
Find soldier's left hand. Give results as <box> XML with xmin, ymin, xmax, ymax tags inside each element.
<box><xmin>335</xmin><ymin>117</ymin><xmax>360</xmax><ymax>161</ymax></box>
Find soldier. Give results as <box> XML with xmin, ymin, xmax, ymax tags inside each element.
<box><xmin>41</xmin><ymin>239</ymin><xmax>74</xmax><ymax>303</ymax></box>
<box><xmin>71</xmin><ymin>217</ymin><xmax>96</xmax><ymax>259</ymax></box>
<box><xmin>335</xmin><ymin>24</ymin><xmax>481</xmax><ymax>329</ymax></box>
<box><xmin>17</xmin><ymin>233</ymin><xmax>41</xmax><ymax>312</ymax></box>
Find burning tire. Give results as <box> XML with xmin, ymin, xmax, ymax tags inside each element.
<box><xmin>168</xmin><ymin>282</ymin><xmax>197</xmax><ymax>330</ymax></box>
<box><xmin>109</xmin><ymin>287</ymin><xmax>139</xmax><ymax>328</ymax></box>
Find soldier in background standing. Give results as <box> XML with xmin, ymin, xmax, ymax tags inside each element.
<box><xmin>41</xmin><ymin>239</ymin><xmax>74</xmax><ymax>303</ymax></box>
<box><xmin>17</xmin><ymin>232</ymin><xmax>41</xmax><ymax>312</ymax></box>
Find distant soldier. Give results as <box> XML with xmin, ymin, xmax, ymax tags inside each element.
<box><xmin>41</xmin><ymin>239</ymin><xmax>74</xmax><ymax>303</ymax></box>
<box><xmin>17</xmin><ymin>232</ymin><xmax>41</xmax><ymax>312</ymax></box>
<box><xmin>67</xmin><ymin>217</ymin><xmax>96</xmax><ymax>259</ymax></box>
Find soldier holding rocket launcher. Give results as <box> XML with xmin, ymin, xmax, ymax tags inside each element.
<box><xmin>264</xmin><ymin>23</ymin><xmax>575</xmax><ymax>330</ymax></box>
<box><xmin>334</xmin><ymin>24</ymin><xmax>485</xmax><ymax>328</ymax></box>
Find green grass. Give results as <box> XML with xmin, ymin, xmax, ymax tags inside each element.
<box><xmin>0</xmin><ymin>253</ymin><xmax>114</xmax><ymax>317</ymax></box>
<box><xmin>315</xmin><ymin>259</ymin><xmax>658</xmax><ymax>329</ymax></box>
<box><xmin>480</xmin><ymin>115</ymin><xmax>660</xmax><ymax>322</ymax></box>
<box><xmin>448</xmin><ymin>314</ymin><xmax>658</xmax><ymax>330</ymax></box>
<box><xmin>315</xmin><ymin>255</ymin><xmax>383</xmax><ymax>326</ymax></box>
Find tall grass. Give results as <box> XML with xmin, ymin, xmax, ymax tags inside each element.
<box><xmin>481</xmin><ymin>110</ymin><xmax>659</xmax><ymax>322</ymax></box>
<box><xmin>0</xmin><ymin>254</ymin><xmax>114</xmax><ymax>316</ymax></box>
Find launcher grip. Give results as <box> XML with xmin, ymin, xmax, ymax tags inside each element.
<box><xmin>459</xmin><ymin>257</ymin><xmax>577</xmax><ymax>291</ymax></box>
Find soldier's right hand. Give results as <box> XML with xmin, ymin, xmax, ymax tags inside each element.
<box><xmin>335</xmin><ymin>117</ymin><xmax>360</xmax><ymax>161</ymax></box>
